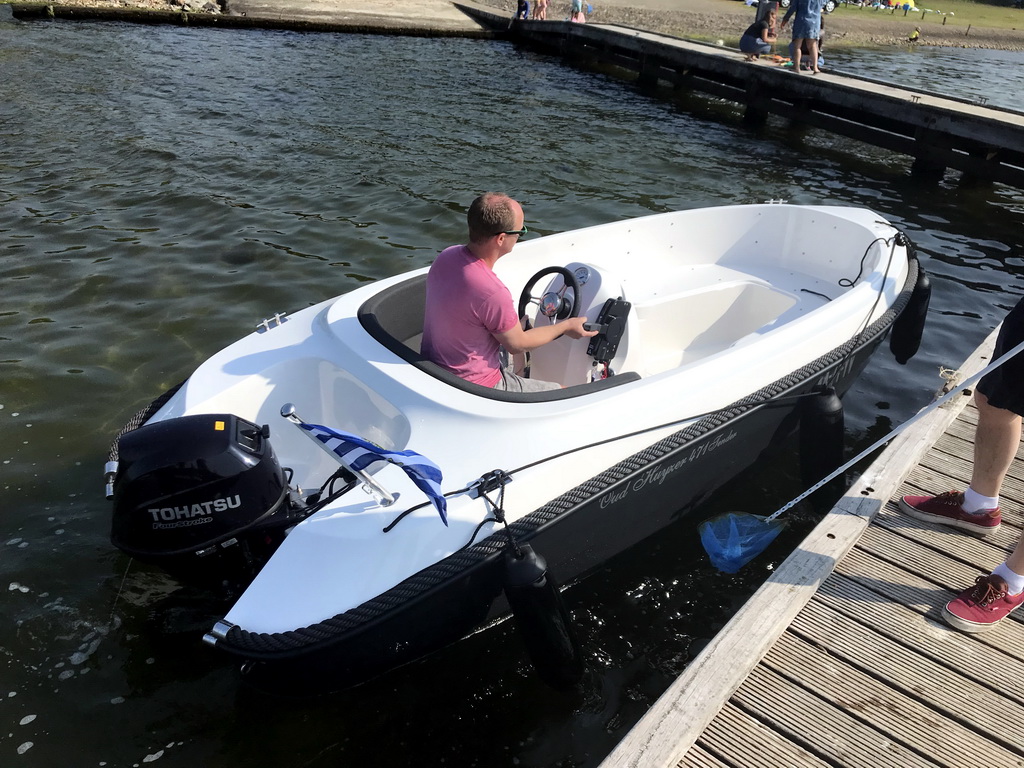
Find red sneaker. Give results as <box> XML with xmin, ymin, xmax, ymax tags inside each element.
<box><xmin>898</xmin><ymin>491</ymin><xmax>1001</xmax><ymax>535</ymax></box>
<box><xmin>943</xmin><ymin>574</ymin><xmax>1024</xmax><ymax>633</ymax></box>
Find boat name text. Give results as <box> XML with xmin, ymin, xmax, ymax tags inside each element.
<box><xmin>598</xmin><ymin>430</ymin><xmax>738</xmax><ymax>509</ymax></box>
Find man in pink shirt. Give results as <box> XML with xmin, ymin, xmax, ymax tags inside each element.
<box><xmin>421</xmin><ymin>193</ymin><xmax>596</xmax><ymax>392</ymax></box>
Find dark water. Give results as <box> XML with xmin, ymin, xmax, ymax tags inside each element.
<box><xmin>828</xmin><ymin>45</ymin><xmax>1024</xmax><ymax>111</ymax></box>
<box><xmin>1</xmin><ymin>17</ymin><xmax>1023</xmax><ymax>767</ymax></box>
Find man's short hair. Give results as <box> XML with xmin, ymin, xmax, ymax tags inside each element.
<box><xmin>467</xmin><ymin>193</ymin><xmax>517</xmax><ymax>242</ymax></box>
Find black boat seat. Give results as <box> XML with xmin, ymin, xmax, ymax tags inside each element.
<box><xmin>357</xmin><ymin>274</ymin><xmax>639</xmax><ymax>403</ymax></box>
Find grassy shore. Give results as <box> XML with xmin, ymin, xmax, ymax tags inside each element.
<box><xmin>7</xmin><ymin>0</ymin><xmax>1024</xmax><ymax>49</ymax></box>
<box><xmin>482</xmin><ymin>0</ymin><xmax>1024</xmax><ymax>50</ymax></box>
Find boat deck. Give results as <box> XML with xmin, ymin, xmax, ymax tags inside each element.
<box><xmin>599</xmin><ymin>325</ymin><xmax>1024</xmax><ymax>768</ymax></box>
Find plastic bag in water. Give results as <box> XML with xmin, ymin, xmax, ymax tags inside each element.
<box><xmin>698</xmin><ymin>512</ymin><xmax>788</xmax><ymax>573</ymax></box>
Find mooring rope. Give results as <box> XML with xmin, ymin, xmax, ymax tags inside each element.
<box><xmin>764</xmin><ymin>333</ymin><xmax>1024</xmax><ymax>524</ymax></box>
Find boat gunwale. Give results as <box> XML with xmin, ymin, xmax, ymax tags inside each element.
<box><xmin>214</xmin><ymin>255</ymin><xmax>923</xmax><ymax>661</ymax></box>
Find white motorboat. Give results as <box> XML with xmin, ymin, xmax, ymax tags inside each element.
<box><xmin>106</xmin><ymin>203</ymin><xmax>928</xmax><ymax>690</ymax></box>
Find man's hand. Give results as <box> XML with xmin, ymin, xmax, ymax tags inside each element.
<box><xmin>561</xmin><ymin>316</ymin><xmax>600</xmax><ymax>340</ymax></box>
<box><xmin>495</xmin><ymin>315</ymin><xmax>598</xmax><ymax>354</ymax></box>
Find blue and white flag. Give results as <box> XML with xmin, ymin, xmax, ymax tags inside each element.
<box><xmin>299</xmin><ymin>422</ymin><xmax>447</xmax><ymax>525</ymax></box>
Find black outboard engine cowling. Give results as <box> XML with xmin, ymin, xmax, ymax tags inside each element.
<box><xmin>111</xmin><ymin>413</ymin><xmax>295</xmax><ymax>589</ymax></box>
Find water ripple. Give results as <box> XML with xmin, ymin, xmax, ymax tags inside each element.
<box><xmin>1</xmin><ymin>20</ymin><xmax>1023</xmax><ymax>768</ymax></box>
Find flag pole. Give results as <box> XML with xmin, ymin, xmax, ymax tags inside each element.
<box><xmin>280</xmin><ymin>403</ymin><xmax>396</xmax><ymax>506</ymax></box>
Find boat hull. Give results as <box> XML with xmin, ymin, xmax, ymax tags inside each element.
<box><xmin>104</xmin><ymin>205</ymin><xmax>927</xmax><ymax>692</ymax></box>
<box><xmin>224</xmin><ymin>324</ymin><xmax>886</xmax><ymax>693</ymax></box>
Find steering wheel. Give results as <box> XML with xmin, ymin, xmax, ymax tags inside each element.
<box><xmin>517</xmin><ymin>267</ymin><xmax>582</xmax><ymax>322</ymax></box>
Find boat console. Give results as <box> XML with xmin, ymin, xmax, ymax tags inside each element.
<box><xmin>357</xmin><ymin>272</ymin><xmax>640</xmax><ymax>402</ymax></box>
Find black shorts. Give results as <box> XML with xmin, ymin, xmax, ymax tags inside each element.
<box><xmin>977</xmin><ymin>295</ymin><xmax>1024</xmax><ymax>417</ymax></box>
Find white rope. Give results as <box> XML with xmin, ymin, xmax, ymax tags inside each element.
<box><xmin>764</xmin><ymin>335</ymin><xmax>1024</xmax><ymax>524</ymax></box>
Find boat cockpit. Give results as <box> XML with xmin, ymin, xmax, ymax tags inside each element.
<box><xmin>358</xmin><ymin>252</ymin><xmax>803</xmax><ymax>402</ymax></box>
<box><xmin>357</xmin><ymin>266</ymin><xmax>641</xmax><ymax>402</ymax></box>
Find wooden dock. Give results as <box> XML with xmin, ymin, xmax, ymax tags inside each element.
<box><xmin>456</xmin><ymin>5</ymin><xmax>1024</xmax><ymax>188</ymax></box>
<box><xmin>600</xmin><ymin>326</ymin><xmax>1024</xmax><ymax>768</ymax></box>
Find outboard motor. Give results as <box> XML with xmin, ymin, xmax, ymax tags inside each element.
<box><xmin>110</xmin><ymin>413</ymin><xmax>301</xmax><ymax>591</ymax></box>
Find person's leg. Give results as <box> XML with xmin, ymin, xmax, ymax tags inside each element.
<box><xmin>494</xmin><ymin>368</ymin><xmax>561</xmax><ymax>392</ymax></box>
<box><xmin>899</xmin><ymin>315</ymin><xmax>1023</xmax><ymax>533</ymax></box>
<box><xmin>969</xmin><ymin>389</ymin><xmax>1022</xmax><ymax>499</ymax></box>
<box><xmin>974</xmin><ymin>391</ymin><xmax>1024</xmax><ymax>583</ymax></box>
<box><xmin>740</xmin><ymin>35</ymin><xmax>754</xmax><ymax>60</ymax></box>
<box><xmin>808</xmin><ymin>38</ymin><xmax>820</xmax><ymax>73</ymax></box>
<box><xmin>946</xmin><ymin>519</ymin><xmax>1024</xmax><ymax>632</ymax></box>
<box><xmin>941</xmin><ymin>402</ymin><xmax>1024</xmax><ymax>631</ymax></box>
<box><xmin>1001</xmin><ymin>537</ymin><xmax>1024</xmax><ymax>587</ymax></box>
<box><xmin>942</xmin><ymin>311</ymin><xmax>1024</xmax><ymax>631</ymax></box>
<box><xmin>793</xmin><ymin>37</ymin><xmax>804</xmax><ymax>71</ymax></box>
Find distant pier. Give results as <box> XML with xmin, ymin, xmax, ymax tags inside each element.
<box><xmin>460</xmin><ymin>5</ymin><xmax>1024</xmax><ymax>188</ymax></box>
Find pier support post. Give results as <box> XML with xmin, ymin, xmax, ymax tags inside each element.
<box><xmin>671</xmin><ymin>67</ymin><xmax>695</xmax><ymax>94</ymax></box>
<box><xmin>637</xmin><ymin>52</ymin><xmax>659</xmax><ymax>89</ymax></box>
<box><xmin>911</xmin><ymin>155</ymin><xmax>946</xmax><ymax>181</ymax></box>
<box><xmin>911</xmin><ymin>128</ymin><xmax>950</xmax><ymax>182</ymax></box>
<box><xmin>743</xmin><ymin>82</ymin><xmax>770</xmax><ymax>127</ymax></box>
<box><xmin>959</xmin><ymin>146</ymin><xmax>999</xmax><ymax>187</ymax></box>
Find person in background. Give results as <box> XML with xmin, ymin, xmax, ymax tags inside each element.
<box><xmin>740</xmin><ymin>7</ymin><xmax>778</xmax><ymax>61</ymax></box>
<box><xmin>780</xmin><ymin>0</ymin><xmax>824</xmax><ymax>74</ymax></box>
<box><xmin>790</xmin><ymin>13</ymin><xmax>825</xmax><ymax>70</ymax></box>
<box><xmin>570</xmin><ymin>0</ymin><xmax>586</xmax><ymax>23</ymax></box>
<box><xmin>421</xmin><ymin>193</ymin><xmax>597</xmax><ymax>393</ymax></box>
<box><xmin>516</xmin><ymin>0</ymin><xmax>530</xmax><ymax>20</ymax></box>
<box><xmin>900</xmin><ymin>295</ymin><xmax>1024</xmax><ymax>632</ymax></box>
<box><xmin>909</xmin><ymin>27</ymin><xmax>921</xmax><ymax>43</ymax></box>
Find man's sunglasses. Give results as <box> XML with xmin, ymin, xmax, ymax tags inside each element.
<box><xmin>497</xmin><ymin>226</ymin><xmax>528</xmax><ymax>237</ymax></box>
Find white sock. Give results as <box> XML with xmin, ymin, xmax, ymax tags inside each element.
<box><xmin>992</xmin><ymin>563</ymin><xmax>1024</xmax><ymax>596</ymax></box>
<box><xmin>964</xmin><ymin>487</ymin><xmax>999</xmax><ymax>514</ymax></box>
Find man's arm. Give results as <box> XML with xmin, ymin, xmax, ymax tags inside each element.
<box><xmin>494</xmin><ymin>316</ymin><xmax>597</xmax><ymax>355</ymax></box>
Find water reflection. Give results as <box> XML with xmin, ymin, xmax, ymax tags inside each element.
<box><xmin>1</xmin><ymin>19</ymin><xmax>1023</xmax><ymax>768</ymax></box>
<box><xmin>829</xmin><ymin>45</ymin><xmax>1024</xmax><ymax>111</ymax></box>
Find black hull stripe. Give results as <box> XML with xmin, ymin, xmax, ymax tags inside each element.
<box><xmin>220</xmin><ymin>256</ymin><xmax>921</xmax><ymax>657</ymax></box>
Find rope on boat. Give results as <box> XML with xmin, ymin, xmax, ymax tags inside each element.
<box><xmin>217</xmin><ymin>254</ymin><xmax>923</xmax><ymax>658</ymax></box>
<box><xmin>384</xmin><ymin>234</ymin><xmax>906</xmax><ymax>532</ymax></box>
<box><xmin>106</xmin><ymin>380</ymin><xmax>186</xmax><ymax>464</ymax></box>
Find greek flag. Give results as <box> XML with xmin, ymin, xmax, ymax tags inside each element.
<box><xmin>299</xmin><ymin>422</ymin><xmax>447</xmax><ymax>525</ymax></box>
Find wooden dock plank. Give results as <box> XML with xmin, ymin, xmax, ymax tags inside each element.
<box><xmin>790</xmin><ymin>597</ymin><xmax>1024</xmax><ymax>751</ymax></box>
<box><xmin>831</xmin><ymin>552</ymin><xmax>1024</xmax><ymax>667</ymax></box>
<box><xmin>689</xmin><ymin>703</ymin><xmax>830</xmax><ymax>768</ymax></box>
<box><xmin>676</xmin><ymin>744</ymin><xmax>732</xmax><ymax>768</ymax></box>
<box><xmin>854</xmin><ymin>517</ymin><xmax>1018</xmax><ymax>593</ymax></box>
<box><xmin>733</xmin><ymin>664</ymin><xmax>941</xmax><ymax>768</ymax></box>
<box><xmin>760</xmin><ymin>632</ymin><xmax>1024</xmax><ymax>768</ymax></box>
